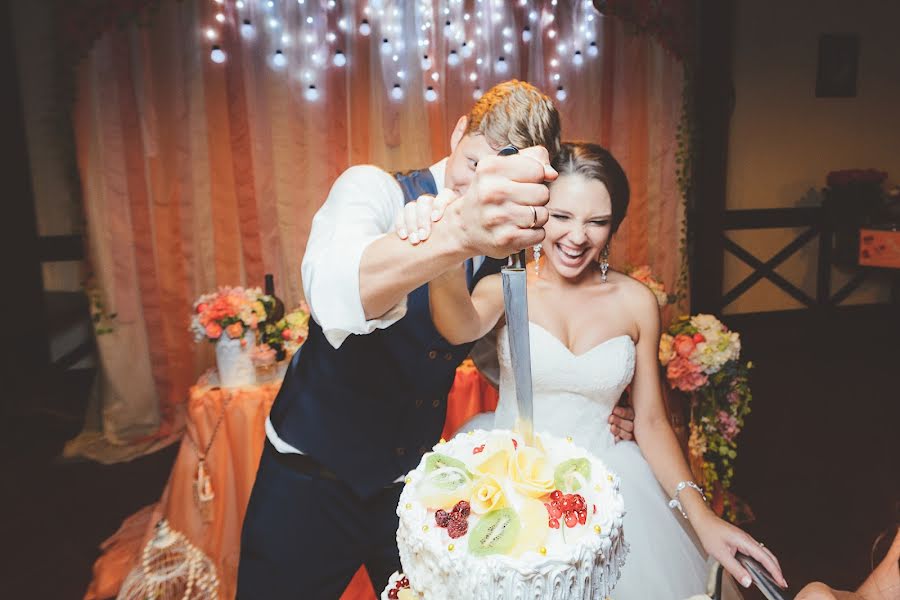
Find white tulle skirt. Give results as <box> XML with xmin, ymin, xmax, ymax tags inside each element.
<box><xmin>457</xmin><ymin>414</ymin><xmax>742</xmax><ymax>600</ymax></box>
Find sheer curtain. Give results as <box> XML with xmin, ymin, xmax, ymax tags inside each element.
<box><xmin>66</xmin><ymin>0</ymin><xmax>685</xmax><ymax>458</ymax></box>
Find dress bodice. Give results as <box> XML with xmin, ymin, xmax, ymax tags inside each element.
<box><xmin>495</xmin><ymin>322</ymin><xmax>636</xmax><ymax>454</ymax></box>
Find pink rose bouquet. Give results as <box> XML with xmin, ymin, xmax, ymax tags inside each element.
<box><xmin>190</xmin><ymin>286</ymin><xmax>275</xmax><ymax>344</ymax></box>
<box><xmin>660</xmin><ymin>314</ymin><xmax>752</xmax><ymax>522</ymax></box>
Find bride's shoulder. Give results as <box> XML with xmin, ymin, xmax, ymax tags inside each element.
<box><xmin>608</xmin><ymin>270</ymin><xmax>660</xmax><ymax>314</ymax></box>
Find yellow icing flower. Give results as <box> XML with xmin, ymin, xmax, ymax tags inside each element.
<box><xmin>470</xmin><ymin>473</ymin><xmax>509</xmax><ymax>514</ymax></box>
<box><xmin>508</xmin><ymin>446</ymin><xmax>554</xmax><ymax>498</ymax></box>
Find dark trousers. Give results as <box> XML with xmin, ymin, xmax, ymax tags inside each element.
<box><xmin>237</xmin><ymin>440</ymin><xmax>403</xmax><ymax>600</ymax></box>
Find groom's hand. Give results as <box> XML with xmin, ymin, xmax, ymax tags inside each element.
<box><xmin>608</xmin><ymin>405</ymin><xmax>635</xmax><ymax>442</ymax></box>
<box><xmin>448</xmin><ymin>145</ymin><xmax>557</xmax><ymax>258</ymax></box>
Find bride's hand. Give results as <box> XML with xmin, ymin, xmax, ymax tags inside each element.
<box><xmin>692</xmin><ymin>511</ymin><xmax>788</xmax><ymax>590</ymax></box>
<box><xmin>394</xmin><ymin>189</ymin><xmax>457</xmax><ymax>244</ymax></box>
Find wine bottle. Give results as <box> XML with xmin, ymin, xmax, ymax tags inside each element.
<box><xmin>264</xmin><ymin>273</ymin><xmax>285</xmax><ymax>322</ymax></box>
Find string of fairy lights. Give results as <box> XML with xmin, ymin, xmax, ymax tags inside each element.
<box><xmin>203</xmin><ymin>0</ymin><xmax>602</xmax><ymax>102</ymax></box>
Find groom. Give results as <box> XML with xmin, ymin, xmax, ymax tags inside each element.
<box><xmin>238</xmin><ymin>81</ymin><xmax>634</xmax><ymax>599</ymax></box>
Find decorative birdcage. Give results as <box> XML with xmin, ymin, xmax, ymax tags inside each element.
<box><xmin>117</xmin><ymin>519</ymin><xmax>219</xmax><ymax>600</ymax></box>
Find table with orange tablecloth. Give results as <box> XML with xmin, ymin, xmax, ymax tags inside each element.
<box><xmin>85</xmin><ymin>360</ymin><xmax>498</xmax><ymax>600</ymax></box>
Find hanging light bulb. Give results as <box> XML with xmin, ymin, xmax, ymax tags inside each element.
<box><xmin>503</xmin><ymin>42</ymin><xmax>513</xmax><ymax>53</ymax></box>
<box><xmin>268</xmin><ymin>17</ymin><xmax>279</xmax><ymax>29</ymax></box>
<box><xmin>381</xmin><ymin>38</ymin><xmax>393</xmax><ymax>55</ymax></box>
<box><xmin>272</xmin><ymin>49</ymin><xmax>287</xmax><ymax>68</ymax></box>
<box><xmin>235</xmin><ymin>0</ymin><xmax>244</xmax><ymax>8</ymax></box>
<box><xmin>266</xmin><ymin>0</ymin><xmax>274</xmax><ymax>7</ymax></box>
<box><xmin>332</xmin><ymin>50</ymin><xmax>347</xmax><ymax>67</ymax></box>
<box><xmin>503</xmin><ymin>26</ymin><xmax>512</xmax><ymax>38</ymax></box>
<box><xmin>240</xmin><ymin>19</ymin><xmax>254</xmax><ymax>38</ymax></box>
<box><xmin>421</xmin><ymin>54</ymin><xmax>432</xmax><ymax>70</ymax></box>
<box><xmin>359</xmin><ymin>19</ymin><xmax>371</xmax><ymax>36</ymax></box>
<box><xmin>306</xmin><ymin>16</ymin><xmax>314</xmax><ymax>25</ymax></box>
<box><xmin>281</xmin><ymin>33</ymin><xmax>291</xmax><ymax>46</ymax></box>
<box><xmin>461</xmin><ymin>41</ymin><xmax>473</xmax><ymax>58</ymax></box>
<box><xmin>557</xmin><ymin>42</ymin><xmax>567</xmax><ymax>54</ymax></box>
<box><xmin>205</xmin><ymin>28</ymin><xmax>217</xmax><ymax>41</ymax></box>
<box><xmin>424</xmin><ymin>86</ymin><xmax>438</xmax><ymax>102</ymax></box>
<box><xmin>588</xmin><ymin>41</ymin><xmax>599</xmax><ymax>57</ymax></box>
<box><xmin>469</xmin><ymin>72</ymin><xmax>477</xmax><ymax>82</ymax></box>
<box><xmin>390</xmin><ymin>83</ymin><xmax>404</xmax><ymax>101</ymax></box>
<box><xmin>573</xmin><ymin>50</ymin><xmax>584</xmax><ymax>66</ymax></box>
<box><xmin>548</xmin><ymin>29</ymin><xmax>557</xmax><ymax>39</ymax></box>
<box><xmin>210</xmin><ymin>45</ymin><xmax>226</xmax><ymax>63</ymax></box>
<box><xmin>550</xmin><ymin>58</ymin><xmax>559</xmax><ymax>68</ymax></box>
<box><xmin>495</xmin><ymin>56</ymin><xmax>508</xmax><ymax>74</ymax></box>
<box><xmin>431</xmin><ymin>72</ymin><xmax>439</xmax><ymax>82</ymax></box>
<box><xmin>473</xmin><ymin>87</ymin><xmax>483</xmax><ymax>100</ymax></box>
<box><xmin>447</xmin><ymin>50</ymin><xmax>460</xmax><ymax>67</ymax></box>
<box><xmin>556</xmin><ymin>86</ymin><xmax>567</xmax><ymax>101</ymax></box>
<box><xmin>528</xmin><ymin>10</ymin><xmax>538</xmax><ymax>22</ymax></box>
<box><xmin>326</xmin><ymin>32</ymin><xmax>336</xmax><ymax>43</ymax></box>
<box><xmin>444</xmin><ymin>20</ymin><xmax>452</xmax><ymax>36</ymax></box>
<box><xmin>215</xmin><ymin>13</ymin><xmax>225</xmax><ymax>24</ymax></box>
<box><xmin>305</xmin><ymin>84</ymin><xmax>320</xmax><ymax>102</ymax></box>
<box><xmin>522</xmin><ymin>26</ymin><xmax>532</xmax><ymax>43</ymax></box>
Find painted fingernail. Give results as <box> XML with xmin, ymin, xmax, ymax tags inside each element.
<box><xmin>409</xmin><ymin>233</ymin><xmax>419</xmax><ymax>244</ymax></box>
<box><xmin>741</xmin><ymin>576</ymin><xmax>751</xmax><ymax>588</ymax></box>
<box><xmin>398</xmin><ymin>228</ymin><xmax>408</xmax><ymax>239</ymax></box>
<box><xmin>431</xmin><ymin>210</ymin><xmax>441</xmax><ymax>221</ymax></box>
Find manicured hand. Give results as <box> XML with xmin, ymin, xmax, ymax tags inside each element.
<box><xmin>394</xmin><ymin>188</ymin><xmax>457</xmax><ymax>244</ymax></box>
<box><xmin>693</xmin><ymin>512</ymin><xmax>788</xmax><ymax>590</ymax></box>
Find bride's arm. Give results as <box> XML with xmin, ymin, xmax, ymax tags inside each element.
<box><xmin>626</xmin><ymin>282</ymin><xmax>787</xmax><ymax>590</ymax></box>
<box><xmin>429</xmin><ymin>269</ymin><xmax>504</xmax><ymax>345</ymax></box>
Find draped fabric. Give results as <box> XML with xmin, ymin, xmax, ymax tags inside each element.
<box><xmin>69</xmin><ymin>0</ymin><xmax>685</xmax><ymax>453</ymax></box>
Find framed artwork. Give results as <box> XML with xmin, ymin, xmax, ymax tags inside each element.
<box><xmin>815</xmin><ymin>34</ymin><xmax>860</xmax><ymax>98</ymax></box>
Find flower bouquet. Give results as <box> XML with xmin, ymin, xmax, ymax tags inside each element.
<box><xmin>255</xmin><ymin>301</ymin><xmax>311</xmax><ymax>363</ymax></box>
<box><xmin>626</xmin><ymin>265</ymin><xmax>677</xmax><ymax>307</ymax></box>
<box><xmin>659</xmin><ymin>314</ymin><xmax>753</xmax><ymax>523</ymax></box>
<box><xmin>190</xmin><ymin>287</ymin><xmax>275</xmax><ymax>387</ymax></box>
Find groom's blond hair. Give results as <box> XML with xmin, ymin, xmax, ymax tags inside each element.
<box><xmin>465</xmin><ymin>80</ymin><xmax>561</xmax><ymax>160</ymax></box>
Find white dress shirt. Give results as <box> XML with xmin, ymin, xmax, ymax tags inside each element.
<box><xmin>267</xmin><ymin>158</ymin><xmax>471</xmax><ymax>456</ymax></box>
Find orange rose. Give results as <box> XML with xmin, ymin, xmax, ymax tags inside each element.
<box><xmin>205</xmin><ymin>322</ymin><xmax>223</xmax><ymax>339</ymax></box>
<box><xmin>226</xmin><ymin>322</ymin><xmax>244</xmax><ymax>339</ymax></box>
<box><xmin>673</xmin><ymin>334</ymin><xmax>696</xmax><ymax>358</ymax></box>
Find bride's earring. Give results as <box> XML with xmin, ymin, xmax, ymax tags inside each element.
<box><xmin>600</xmin><ymin>243</ymin><xmax>610</xmax><ymax>283</ymax></box>
<box><xmin>533</xmin><ymin>244</ymin><xmax>542</xmax><ymax>275</ymax></box>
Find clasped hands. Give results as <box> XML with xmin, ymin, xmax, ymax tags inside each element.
<box><xmin>395</xmin><ymin>146</ymin><xmax>555</xmax><ymax>258</ymax></box>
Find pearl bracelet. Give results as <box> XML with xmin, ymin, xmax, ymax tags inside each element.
<box><xmin>668</xmin><ymin>480</ymin><xmax>707</xmax><ymax>519</ymax></box>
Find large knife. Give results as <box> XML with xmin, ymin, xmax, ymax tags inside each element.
<box><xmin>497</xmin><ymin>145</ymin><xmax>535</xmax><ymax>446</ymax></box>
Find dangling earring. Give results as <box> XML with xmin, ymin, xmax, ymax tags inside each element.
<box><xmin>600</xmin><ymin>243</ymin><xmax>610</xmax><ymax>283</ymax></box>
<box><xmin>533</xmin><ymin>244</ymin><xmax>542</xmax><ymax>275</ymax></box>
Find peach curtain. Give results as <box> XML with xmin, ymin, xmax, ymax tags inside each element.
<box><xmin>70</xmin><ymin>0</ymin><xmax>685</xmax><ymax>450</ymax></box>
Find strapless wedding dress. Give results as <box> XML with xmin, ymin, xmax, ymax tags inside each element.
<box><xmin>485</xmin><ymin>322</ymin><xmax>741</xmax><ymax>599</ymax></box>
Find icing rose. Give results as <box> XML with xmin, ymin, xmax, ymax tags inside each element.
<box><xmin>470</xmin><ymin>473</ymin><xmax>508</xmax><ymax>514</ymax></box>
<box><xmin>508</xmin><ymin>446</ymin><xmax>554</xmax><ymax>498</ymax></box>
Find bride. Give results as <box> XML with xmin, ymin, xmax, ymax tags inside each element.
<box><xmin>394</xmin><ymin>141</ymin><xmax>787</xmax><ymax>598</ymax></box>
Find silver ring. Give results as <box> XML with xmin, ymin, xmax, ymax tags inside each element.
<box><xmin>529</xmin><ymin>206</ymin><xmax>537</xmax><ymax>228</ymax></box>
<box><xmin>759</xmin><ymin>542</ymin><xmax>765</xmax><ymax>548</ymax></box>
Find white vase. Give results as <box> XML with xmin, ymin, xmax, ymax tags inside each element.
<box><xmin>215</xmin><ymin>331</ymin><xmax>256</xmax><ymax>388</ymax></box>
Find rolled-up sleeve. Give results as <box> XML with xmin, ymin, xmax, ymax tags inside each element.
<box><xmin>301</xmin><ymin>165</ymin><xmax>407</xmax><ymax>349</ymax></box>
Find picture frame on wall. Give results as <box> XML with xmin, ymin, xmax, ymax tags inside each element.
<box><xmin>815</xmin><ymin>33</ymin><xmax>860</xmax><ymax>98</ymax></box>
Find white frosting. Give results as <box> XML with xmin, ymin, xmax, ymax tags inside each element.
<box><xmin>396</xmin><ymin>429</ymin><xmax>628</xmax><ymax>599</ymax></box>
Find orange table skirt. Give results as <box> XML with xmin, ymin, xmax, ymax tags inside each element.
<box><xmin>85</xmin><ymin>361</ymin><xmax>498</xmax><ymax>600</ymax></box>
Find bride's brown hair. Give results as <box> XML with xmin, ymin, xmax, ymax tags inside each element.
<box><xmin>552</xmin><ymin>142</ymin><xmax>630</xmax><ymax>233</ymax></box>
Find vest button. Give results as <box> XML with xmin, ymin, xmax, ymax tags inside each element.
<box><xmin>432</xmin><ymin>398</ymin><xmax>441</xmax><ymax>408</ymax></box>
<box><xmin>428</xmin><ymin>350</ymin><xmax>437</xmax><ymax>360</ymax></box>
<box><xmin>415</xmin><ymin>398</ymin><xmax>424</xmax><ymax>408</ymax></box>
<box><xmin>443</xmin><ymin>352</ymin><xmax>453</xmax><ymax>361</ymax></box>
<box><xmin>395</xmin><ymin>447</ymin><xmax>406</xmax><ymax>457</ymax></box>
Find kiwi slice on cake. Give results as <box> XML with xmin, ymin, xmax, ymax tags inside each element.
<box><xmin>425</xmin><ymin>453</ymin><xmax>472</xmax><ymax>479</ymax></box>
<box><xmin>468</xmin><ymin>507</ymin><xmax>521</xmax><ymax>557</ymax></box>
<box><xmin>553</xmin><ymin>458</ymin><xmax>591</xmax><ymax>492</ymax></box>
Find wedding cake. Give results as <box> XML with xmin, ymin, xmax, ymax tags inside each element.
<box><xmin>386</xmin><ymin>429</ymin><xmax>627</xmax><ymax>599</ymax></box>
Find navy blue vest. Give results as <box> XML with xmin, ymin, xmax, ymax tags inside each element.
<box><xmin>269</xmin><ymin>168</ymin><xmax>503</xmax><ymax>498</ymax></box>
